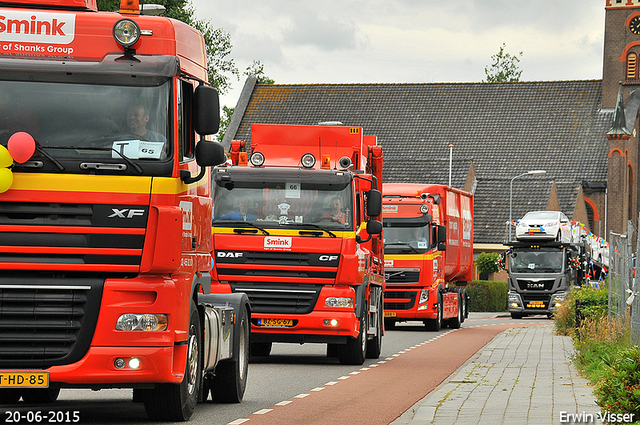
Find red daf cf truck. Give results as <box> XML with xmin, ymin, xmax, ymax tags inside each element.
<box><xmin>0</xmin><ymin>0</ymin><xmax>250</xmax><ymax>421</ymax></box>
<box><xmin>382</xmin><ymin>184</ymin><xmax>473</xmax><ymax>330</ymax></box>
<box><xmin>212</xmin><ymin>123</ymin><xmax>385</xmax><ymax>365</ymax></box>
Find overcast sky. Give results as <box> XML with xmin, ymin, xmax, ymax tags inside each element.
<box><xmin>190</xmin><ymin>0</ymin><xmax>606</xmax><ymax>108</ymax></box>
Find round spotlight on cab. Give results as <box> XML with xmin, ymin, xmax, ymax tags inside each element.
<box><xmin>114</xmin><ymin>358</ymin><xmax>126</xmax><ymax>369</ymax></box>
<box><xmin>301</xmin><ymin>153</ymin><xmax>316</xmax><ymax>168</ymax></box>
<box><xmin>129</xmin><ymin>357</ymin><xmax>141</xmax><ymax>369</ymax></box>
<box><xmin>250</xmin><ymin>152</ymin><xmax>265</xmax><ymax>166</ymax></box>
<box><xmin>113</xmin><ymin>19</ymin><xmax>141</xmax><ymax>48</ymax></box>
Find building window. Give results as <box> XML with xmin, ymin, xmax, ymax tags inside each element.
<box><xmin>627</xmin><ymin>52</ymin><xmax>638</xmax><ymax>81</ymax></box>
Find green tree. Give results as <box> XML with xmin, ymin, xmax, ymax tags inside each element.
<box><xmin>96</xmin><ymin>0</ymin><xmax>239</xmax><ymax>94</ymax></box>
<box><xmin>216</xmin><ymin>105</ymin><xmax>234</xmax><ymax>143</ymax></box>
<box><xmin>244</xmin><ymin>60</ymin><xmax>275</xmax><ymax>85</ymax></box>
<box><xmin>484</xmin><ymin>43</ymin><xmax>523</xmax><ymax>83</ymax></box>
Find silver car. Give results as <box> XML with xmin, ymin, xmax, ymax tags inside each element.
<box><xmin>515</xmin><ymin>211</ymin><xmax>573</xmax><ymax>243</ymax></box>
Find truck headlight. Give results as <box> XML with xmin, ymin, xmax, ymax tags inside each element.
<box><xmin>325</xmin><ymin>297</ymin><xmax>353</xmax><ymax>308</ymax></box>
<box><xmin>550</xmin><ymin>292</ymin><xmax>566</xmax><ymax>309</ymax></box>
<box><xmin>418</xmin><ymin>289</ymin><xmax>429</xmax><ymax>304</ymax></box>
<box><xmin>116</xmin><ymin>314</ymin><xmax>168</xmax><ymax>331</ymax></box>
<box><xmin>508</xmin><ymin>293</ymin><xmax>522</xmax><ymax>308</ymax></box>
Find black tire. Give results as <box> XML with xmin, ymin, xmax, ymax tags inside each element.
<box><xmin>250</xmin><ymin>342</ymin><xmax>272</xmax><ymax>357</ymax></box>
<box><xmin>144</xmin><ymin>301</ymin><xmax>201</xmax><ymax>422</ymax></box>
<box><xmin>0</xmin><ymin>389</ymin><xmax>20</xmax><ymax>404</ymax></box>
<box><xmin>461</xmin><ymin>289</ymin><xmax>469</xmax><ymax>321</ymax></box>
<box><xmin>425</xmin><ymin>294</ymin><xmax>442</xmax><ymax>331</ymax></box>
<box><xmin>210</xmin><ymin>306</ymin><xmax>249</xmax><ymax>403</ymax></box>
<box><xmin>22</xmin><ymin>388</ymin><xmax>60</xmax><ymax>404</ymax></box>
<box><xmin>339</xmin><ymin>314</ymin><xmax>367</xmax><ymax>365</ymax></box>
<box><xmin>366</xmin><ymin>292</ymin><xmax>383</xmax><ymax>359</ymax></box>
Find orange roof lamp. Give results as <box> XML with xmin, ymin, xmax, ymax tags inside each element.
<box><xmin>120</xmin><ymin>0</ymin><xmax>140</xmax><ymax>15</ymax></box>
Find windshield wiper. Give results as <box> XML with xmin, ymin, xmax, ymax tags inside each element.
<box><xmin>217</xmin><ymin>221</ymin><xmax>270</xmax><ymax>235</ymax></box>
<box><xmin>385</xmin><ymin>242</ymin><xmax>421</xmax><ymax>254</ymax></box>
<box><xmin>34</xmin><ymin>145</ymin><xmax>65</xmax><ymax>171</ymax></box>
<box><xmin>46</xmin><ymin>146</ymin><xmax>143</xmax><ymax>174</ymax></box>
<box><xmin>288</xmin><ymin>223</ymin><xmax>336</xmax><ymax>238</ymax></box>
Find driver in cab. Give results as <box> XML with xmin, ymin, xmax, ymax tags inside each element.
<box><xmin>126</xmin><ymin>103</ymin><xmax>166</xmax><ymax>143</ymax></box>
<box><xmin>320</xmin><ymin>196</ymin><xmax>347</xmax><ymax>224</ymax></box>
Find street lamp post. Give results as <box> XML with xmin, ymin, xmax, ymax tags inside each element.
<box><xmin>509</xmin><ymin>170</ymin><xmax>547</xmax><ymax>242</ymax></box>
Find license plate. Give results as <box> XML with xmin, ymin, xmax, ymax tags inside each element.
<box><xmin>526</xmin><ymin>301</ymin><xmax>547</xmax><ymax>309</ymax></box>
<box><xmin>257</xmin><ymin>318</ymin><xmax>294</xmax><ymax>327</ymax></box>
<box><xmin>384</xmin><ymin>312</ymin><xmax>397</xmax><ymax>317</ymax></box>
<box><xmin>528</xmin><ymin>228</ymin><xmax>541</xmax><ymax>232</ymax></box>
<box><xmin>0</xmin><ymin>371</ymin><xmax>49</xmax><ymax>388</ymax></box>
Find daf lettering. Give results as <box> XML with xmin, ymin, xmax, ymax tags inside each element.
<box><xmin>108</xmin><ymin>208</ymin><xmax>145</xmax><ymax>219</ymax></box>
<box><xmin>217</xmin><ymin>252</ymin><xmax>243</xmax><ymax>258</ymax></box>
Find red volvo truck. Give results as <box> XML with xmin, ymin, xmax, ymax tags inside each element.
<box><xmin>212</xmin><ymin>123</ymin><xmax>385</xmax><ymax>365</ymax></box>
<box><xmin>0</xmin><ymin>0</ymin><xmax>250</xmax><ymax>421</ymax></box>
<box><xmin>382</xmin><ymin>184</ymin><xmax>473</xmax><ymax>330</ymax></box>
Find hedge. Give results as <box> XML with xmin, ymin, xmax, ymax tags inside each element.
<box><xmin>456</xmin><ymin>280</ymin><xmax>508</xmax><ymax>312</ymax></box>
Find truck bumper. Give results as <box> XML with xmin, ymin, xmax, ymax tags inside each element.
<box><xmin>45</xmin><ymin>345</ymin><xmax>186</xmax><ymax>387</ymax></box>
<box><xmin>250</xmin><ymin>311</ymin><xmax>360</xmax><ymax>343</ymax></box>
<box><xmin>507</xmin><ymin>291</ymin><xmax>566</xmax><ymax>315</ymax></box>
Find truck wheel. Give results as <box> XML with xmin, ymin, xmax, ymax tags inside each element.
<box><xmin>461</xmin><ymin>289</ymin><xmax>469</xmax><ymax>321</ymax></box>
<box><xmin>339</xmin><ymin>314</ymin><xmax>367</xmax><ymax>365</ymax></box>
<box><xmin>250</xmin><ymin>342</ymin><xmax>272</xmax><ymax>357</ymax></box>
<box><xmin>144</xmin><ymin>301</ymin><xmax>201</xmax><ymax>422</ymax></box>
<box><xmin>365</xmin><ymin>292</ymin><xmax>383</xmax><ymax>359</ymax></box>
<box><xmin>22</xmin><ymin>388</ymin><xmax>60</xmax><ymax>404</ymax></box>
<box><xmin>0</xmin><ymin>389</ymin><xmax>20</xmax><ymax>404</ymax></box>
<box><xmin>425</xmin><ymin>295</ymin><xmax>442</xmax><ymax>331</ymax></box>
<box><xmin>211</xmin><ymin>306</ymin><xmax>249</xmax><ymax>403</ymax></box>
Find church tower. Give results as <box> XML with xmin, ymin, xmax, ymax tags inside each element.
<box><xmin>603</xmin><ymin>0</ymin><xmax>640</xmax><ymax>233</ymax></box>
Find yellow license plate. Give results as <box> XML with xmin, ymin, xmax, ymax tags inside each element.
<box><xmin>258</xmin><ymin>318</ymin><xmax>294</xmax><ymax>327</ymax></box>
<box><xmin>528</xmin><ymin>228</ymin><xmax>541</xmax><ymax>232</ymax></box>
<box><xmin>527</xmin><ymin>301</ymin><xmax>546</xmax><ymax>308</ymax></box>
<box><xmin>0</xmin><ymin>371</ymin><xmax>49</xmax><ymax>388</ymax></box>
<box><xmin>384</xmin><ymin>312</ymin><xmax>397</xmax><ymax>317</ymax></box>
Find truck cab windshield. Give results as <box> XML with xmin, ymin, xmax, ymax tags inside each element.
<box><xmin>509</xmin><ymin>249</ymin><xmax>564</xmax><ymax>273</ymax></box>
<box><xmin>213</xmin><ymin>179</ymin><xmax>353</xmax><ymax>230</ymax></box>
<box><xmin>0</xmin><ymin>79</ymin><xmax>170</xmax><ymax>164</ymax></box>
<box><xmin>384</xmin><ymin>224</ymin><xmax>430</xmax><ymax>252</ymax></box>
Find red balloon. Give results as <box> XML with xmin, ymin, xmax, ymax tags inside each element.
<box><xmin>7</xmin><ymin>132</ymin><xmax>36</xmax><ymax>164</ymax></box>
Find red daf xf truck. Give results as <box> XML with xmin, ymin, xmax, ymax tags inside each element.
<box><xmin>0</xmin><ymin>0</ymin><xmax>250</xmax><ymax>421</ymax></box>
<box><xmin>382</xmin><ymin>184</ymin><xmax>473</xmax><ymax>330</ymax></box>
<box><xmin>212</xmin><ymin>123</ymin><xmax>385</xmax><ymax>365</ymax></box>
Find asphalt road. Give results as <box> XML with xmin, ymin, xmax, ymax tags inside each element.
<box><xmin>0</xmin><ymin>315</ymin><xmax>551</xmax><ymax>425</ymax></box>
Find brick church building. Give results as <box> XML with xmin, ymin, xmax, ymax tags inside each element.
<box><xmin>222</xmin><ymin>0</ymin><xmax>640</xmax><ymax>253</ymax></box>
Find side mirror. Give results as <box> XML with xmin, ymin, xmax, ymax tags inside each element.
<box><xmin>367</xmin><ymin>219</ymin><xmax>382</xmax><ymax>235</ymax></box>
<box><xmin>181</xmin><ymin>140</ymin><xmax>226</xmax><ymax>184</ymax></box>
<box><xmin>194</xmin><ymin>85</ymin><xmax>220</xmax><ymax>135</ymax></box>
<box><xmin>366</xmin><ymin>189</ymin><xmax>382</xmax><ymax>217</ymax></box>
<box><xmin>432</xmin><ymin>224</ymin><xmax>447</xmax><ymax>250</ymax></box>
<box><xmin>195</xmin><ymin>140</ymin><xmax>226</xmax><ymax>167</ymax></box>
<box><xmin>356</xmin><ymin>220</ymin><xmax>382</xmax><ymax>243</ymax></box>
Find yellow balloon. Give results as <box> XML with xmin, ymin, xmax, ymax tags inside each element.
<box><xmin>0</xmin><ymin>145</ymin><xmax>13</xmax><ymax>168</ymax></box>
<box><xmin>0</xmin><ymin>168</ymin><xmax>13</xmax><ymax>193</ymax></box>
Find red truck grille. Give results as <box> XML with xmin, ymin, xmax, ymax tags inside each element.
<box><xmin>0</xmin><ymin>275</ymin><xmax>103</xmax><ymax>367</ymax></box>
<box><xmin>0</xmin><ymin>202</ymin><xmax>146</xmax><ymax>271</ymax></box>
<box><xmin>229</xmin><ymin>282</ymin><xmax>321</xmax><ymax>314</ymax></box>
